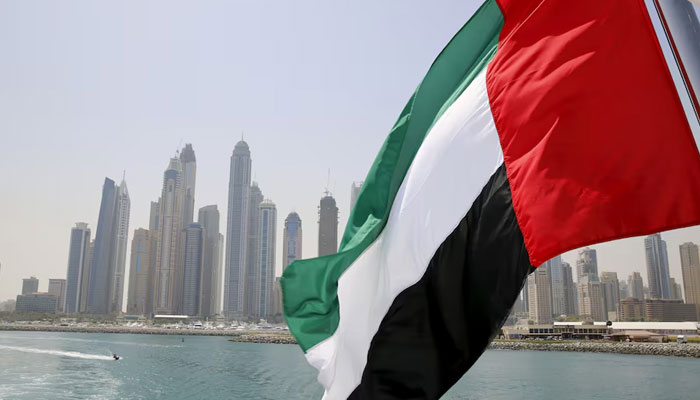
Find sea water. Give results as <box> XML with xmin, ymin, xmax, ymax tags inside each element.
<box><xmin>0</xmin><ymin>331</ymin><xmax>698</xmax><ymax>399</ymax></box>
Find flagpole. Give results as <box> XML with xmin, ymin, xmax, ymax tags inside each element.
<box><xmin>652</xmin><ymin>0</ymin><xmax>700</xmax><ymax>125</ymax></box>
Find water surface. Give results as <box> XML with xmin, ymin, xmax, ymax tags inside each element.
<box><xmin>0</xmin><ymin>331</ymin><xmax>698</xmax><ymax>399</ymax></box>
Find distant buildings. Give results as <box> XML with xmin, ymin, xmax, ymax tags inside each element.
<box><xmin>600</xmin><ymin>272</ymin><xmax>621</xmax><ymax>321</ymax></box>
<box><xmin>318</xmin><ymin>193</ymin><xmax>338</xmax><ymax>257</ymax></box>
<box><xmin>679</xmin><ymin>242</ymin><xmax>700</xmax><ymax>320</ymax></box>
<box><xmin>628</xmin><ymin>272</ymin><xmax>645</xmax><ymax>300</ymax></box>
<box><xmin>126</xmin><ymin>229</ymin><xmax>153</xmax><ymax>316</ymax></box>
<box><xmin>283</xmin><ymin>212</ymin><xmax>303</xmax><ymax>270</ymax></box>
<box><xmin>578</xmin><ymin>276</ymin><xmax>607</xmax><ymax>322</ymax></box>
<box><xmin>86</xmin><ymin>177</ymin><xmax>130</xmax><ymax>315</ymax></box>
<box><xmin>350</xmin><ymin>182</ymin><xmax>363</xmax><ymax>212</ymax></box>
<box><xmin>22</xmin><ymin>276</ymin><xmax>38</xmax><ymax>295</ymax></box>
<box><xmin>576</xmin><ymin>247</ymin><xmax>598</xmax><ymax>281</ymax></box>
<box><xmin>256</xmin><ymin>200</ymin><xmax>277</xmax><ymax>319</ymax></box>
<box><xmin>16</xmin><ymin>293</ymin><xmax>58</xmax><ymax>314</ymax></box>
<box><xmin>182</xmin><ymin>223</ymin><xmax>205</xmax><ymax>316</ymax></box>
<box><xmin>198</xmin><ymin>205</ymin><xmax>223</xmax><ymax>318</ymax></box>
<box><xmin>619</xmin><ymin>298</ymin><xmax>645</xmax><ymax>321</ymax></box>
<box><xmin>562</xmin><ymin>262</ymin><xmax>578</xmax><ymax>316</ymax></box>
<box><xmin>244</xmin><ymin>183</ymin><xmax>264</xmax><ymax>318</ymax></box>
<box><xmin>528</xmin><ymin>266</ymin><xmax>552</xmax><ymax>324</ymax></box>
<box><xmin>669</xmin><ymin>277</ymin><xmax>683</xmax><ymax>300</ymax></box>
<box><xmin>153</xmin><ymin>157</ymin><xmax>185</xmax><ymax>315</ymax></box>
<box><xmin>64</xmin><ymin>223</ymin><xmax>91</xmax><ymax>313</ymax></box>
<box><xmin>48</xmin><ymin>279</ymin><xmax>66</xmax><ymax>313</ymax></box>
<box><xmin>644</xmin><ymin>233</ymin><xmax>671</xmax><ymax>299</ymax></box>
<box><xmin>224</xmin><ymin>140</ymin><xmax>252</xmax><ymax>319</ymax></box>
<box><xmin>110</xmin><ymin>178</ymin><xmax>131</xmax><ymax>314</ymax></box>
<box><xmin>644</xmin><ymin>299</ymin><xmax>696</xmax><ymax>322</ymax></box>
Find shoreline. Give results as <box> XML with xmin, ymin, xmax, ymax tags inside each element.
<box><xmin>2</xmin><ymin>324</ymin><xmax>699</xmax><ymax>357</ymax></box>
<box><xmin>489</xmin><ymin>340</ymin><xmax>700</xmax><ymax>358</ymax></box>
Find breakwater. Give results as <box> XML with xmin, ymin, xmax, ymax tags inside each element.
<box><xmin>489</xmin><ymin>340</ymin><xmax>700</xmax><ymax>358</ymax></box>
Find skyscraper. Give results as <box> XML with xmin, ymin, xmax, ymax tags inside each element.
<box><xmin>79</xmin><ymin>240</ymin><xmax>95</xmax><ymax>313</ymax></box>
<box><xmin>527</xmin><ymin>266</ymin><xmax>552</xmax><ymax>324</ymax></box>
<box><xmin>245</xmin><ymin>183</ymin><xmax>264</xmax><ymax>318</ymax></box>
<box><xmin>600</xmin><ymin>271</ymin><xmax>621</xmax><ymax>320</ymax></box>
<box><xmin>109</xmin><ymin>177</ymin><xmax>130</xmax><ymax>314</ymax></box>
<box><xmin>318</xmin><ymin>193</ymin><xmax>338</xmax><ymax>257</ymax></box>
<box><xmin>224</xmin><ymin>141</ymin><xmax>252</xmax><ymax>318</ymax></box>
<box><xmin>283</xmin><ymin>212</ymin><xmax>303</xmax><ymax>270</ymax></box>
<box><xmin>147</xmin><ymin>200</ymin><xmax>160</xmax><ymax>315</ymax></box>
<box><xmin>126</xmin><ymin>229</ymin><xmax>152</xmax><ymax>316</ymax></box>
<box><xmin>48</xmin><ymin>279</ymin><xmax>67</xmax><ymax>313</ymax></box>
<box><xmin>562</xmin><ymin>261</ymin><xmax>578</xmax><ymax>316</ymax></box>
<box><xmin>22</xmin><ymin>277</ymin><xmax>38</xmax><ymax>294</ymax></box>
<box><xmin>578</xmin><ymin>276</ymin><xmax>607</xmax><ymax>321</ymax></box>
<box><xmin>628</xmin><ymin>272</ymin><xmax>645</xmax><ymax>300</ymax></box>
<box><xmin>182</xmin><ymin>223</ymin><xmax>204</xmax><ymax>316</ymax></box>
<box><xmin>87</xmin><ymin>178</ymin><xmax>119</xmax><ymax>314</ymax></box>
<box><xmin>64</xmin><ymin>222</ymin><xmax>91</xmax><ymax>314</ymax></box>
<box><xmin>576</xmin><ymin>247</ymin><xmax>598</xmax><ymax>281</ymax></box>
<box><xmin>679</xmin><ymin>242</ymin><xmax>700</xmax><ymax>319</ymax></box>
<box><xmin>180</xmin><ymin>144</ymin><xmax>197</xmax><ymax>226</ymax></box>
<box><xmin>669</xmin><ymin>277</ymin><xmax>683</xmax><ymax>300</ymax></box>
<box><xmin>153</xmin><ymin>157</ymin><xmax>185</xmax><ymax>314</ymax></box>
<box><xmin>256</xmin><ymin>200</ymin><xmax>277</xmax><ymax>319</ymax></box>
<box><xmin>645</xmin><ymin>233</ymin><xmax>671</xmax><ymax>299</ymax></box>
<box><xmin>350</xmin><ymin>182</ymin><xmax>363</xmax><ymax>212</ymax></box>
<box><xmin>199</xmin><ymin>205</ymin><xmax>223</xmax><ymax>318</ymax></box>
<box><xmin>543</xmin><ymin>256</ymin><xmax>566</xmax><ymax>317</ymax></box>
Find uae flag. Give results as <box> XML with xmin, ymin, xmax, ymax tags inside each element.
<box><xmin>282</xmin><ymin>0</ymin><xmax>700</xmax><ymax>398</ymax></box>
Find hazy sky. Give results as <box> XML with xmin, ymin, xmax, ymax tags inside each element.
<box><xmin>1</xmin><ymin>1</ymin><xmax>700</xmax><ymax>303</ymax></box>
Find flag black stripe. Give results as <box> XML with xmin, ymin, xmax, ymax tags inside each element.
<box><xmin>348</xmin><ymin>164</ymin><xmax>533</xmax><ymax>400</ymax></box>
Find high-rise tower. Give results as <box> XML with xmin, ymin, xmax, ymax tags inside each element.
<box><xmin>153</xmin><ymin>157</ymin><xmax>185</xmax><ymax>314</ymax></box>
<box><xmin>527</xmin><ymin>266</ymin><xmax>552</xmax><ymax>324</ymax></box>
<box><xmin>199</xmin><ymin>205</ymin><xmax>223</xmax><ymax>318</ymax></box>
<box><xmin>182</xmin><ymin>223</ymin><xmax>205</xmax><ymax>316</ymax></box>
<box><xmin>628</xmin><ymin>272</ymin><xmax>645</xmax><ymax>300</ymax></box>
<box><xmin>543</xmin><ymin>256</ymin><xmax>566</xmax><ymax>317</ymax></box>
<box><xmin>256</xmin><ymin>200</ymin><xmax>277</xmax><ymax>319</ymax></box>
<box><xmin>576</xmin><ymin>247</ymin><xmax>598</xmax><ymax>281</ymax></box>
<box><xmin>64</xmin><ymin>222</ymin><xmax>91</xmax><ymax>314</ymax></box>
<box><xmin>645</xmin><ymin>233</ymin><xmax>671</xmax><ymax>299</ymax></box>
<box><xmin>22</xmin><ymin>277</ymin><xmax>39</xmax><ymax>295</ymax></box>
<box><xmin>224</xmin><ymin>140</ymin><xmax>252</xmax><ymax>318</ymax></box>
<box><xmin>126</xmin><ymin>228</ymin><xmax>152</xmax><ymax>316</ymax></box>
<box><xmin>180</xmin><ymin>144</ymin><xmax>197</xmax><ymax>226</ymax></box>
<box><xmin>318</xmin><ymin>193</ymin><xmax>338</xmax><ymax>257</ymax></box>
<box><xmin>283</xmin><ymin>212</ymin><xmax>303</xmax><ymax>270</ymax></box>
<box><xmin>680</xmin><ymin>242</ymin><xmax>700</xmax><ymax>319</ymax></box>
<box><xmin>244</xmin><ymin>183</ymin><xmax>264</xmax><ymax>318</ymax></box>
<box><xmin>350</xmin><ymin>182</ymin><xmax>363</xmax><ymax>212</ymax></box>
<box><xmin>109</xmin><ymin>177</ymin><xmax>130</xmax><ymax>314</ymax></box>
<box><xmin>600</xmin><ymin>271</ymin><xmax>621</xmax><ymax>320</ymax></box>
<box><xmin>87</xmin><ymin>178</ymin><xmax>119</xmax><ymax>314</ymax></box>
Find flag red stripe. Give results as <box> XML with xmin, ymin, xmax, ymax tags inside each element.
<box><xmin>487</xmin><ymin>0</ymin><xmax>700</xmax><ymax>266</ymax></box>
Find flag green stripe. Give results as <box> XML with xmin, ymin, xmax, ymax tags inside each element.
<box><xmin>281</xmin><ymin>0</ymin><xmax>505</xmax><ymax>352</ymax></box>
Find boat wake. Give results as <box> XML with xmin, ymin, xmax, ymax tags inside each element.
<box><xmin>0</xmin><ymin>345</ymin><xmax>113</xmax><ymax>361</ymax></box>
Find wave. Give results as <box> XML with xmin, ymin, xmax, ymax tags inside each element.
<box><xmin>0</xmin><ymin>345</ymin><xmax>114</xmax><ymax>360</ymax></box>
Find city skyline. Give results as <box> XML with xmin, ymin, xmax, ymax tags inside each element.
<box><xmin>2</xmin><ymin>0</ymin><xmax>700</xmax><ymax>303</ymax></box>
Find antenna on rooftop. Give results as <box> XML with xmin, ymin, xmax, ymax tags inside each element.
<box><xmin>324</xmin><ymin>168</ymin><xmax>331</xmax><ymax>196</ymax></box>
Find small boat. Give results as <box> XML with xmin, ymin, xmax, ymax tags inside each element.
<box><xmin>112</xmin><ymin>353</ymin><xmax>120</xmax><ymax>361</ymax></box>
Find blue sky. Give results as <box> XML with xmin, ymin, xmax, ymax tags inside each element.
<box><xmin>1</xmin><ymin>0</ymin><xmax>699</xmax><ymax>302</ymax></box>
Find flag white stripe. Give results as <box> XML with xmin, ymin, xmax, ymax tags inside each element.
<box><xmin>304</xmin><ymin>69</ymin><xmax>504</xmax><ymax>399</ymax></box>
